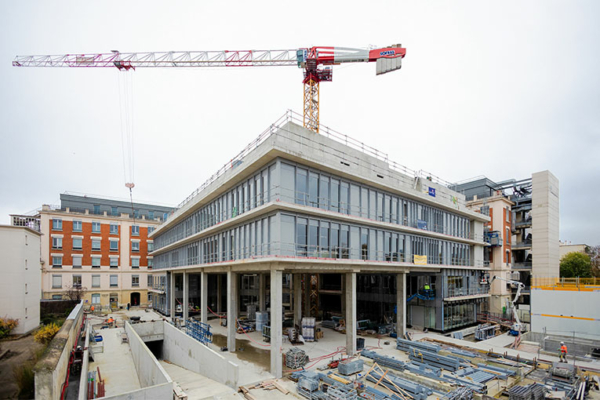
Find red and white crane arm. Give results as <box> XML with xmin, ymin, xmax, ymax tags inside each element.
<box><xmin>13</xmin><ymin>45</ymin><xmax>406</xmax><ymax>132</ymax></box>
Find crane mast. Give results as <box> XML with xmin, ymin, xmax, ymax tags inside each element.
<box><xmin>13</xmin><ymin>45</ymin><xmax>406</xmax><ymax>133</ymax></box>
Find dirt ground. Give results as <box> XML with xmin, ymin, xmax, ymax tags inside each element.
<box><xmin>0</xmin><ymin>334</ymin><xmax>46</xmax><ymax>399</ymax></box>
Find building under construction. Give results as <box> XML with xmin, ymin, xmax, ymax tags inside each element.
<box><xmin>149</xmin><ymin>112</ymin><xmax>490</xmax><ymax>377</ymax></box>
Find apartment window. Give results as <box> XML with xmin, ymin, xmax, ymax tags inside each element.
<box><xmin>131</xmin><ymin>258</ymin><xmax>140</xmax><ymax>268</ymax></box>
<box><xmin>148</xmin><ymin>211</ymin><xmax>154</xmax><ymax>220</ymax></box>
<box><xmin>110</xmin><ymin>224</ymin><xmax>119</xmax><ymax>235</ymax></box>
<box><xmin>92</xmin><ymin>275</ymin><xmax>100</xmax><ymax>288</ymax></box>
<box><xmin>73</xmin><ymin>220</ymin><xmax>82</xmax><ymax>232</ymax></box>
<box><xmin>110</xmin><ymin>275</ymin><xmax>118</xmax><ymax>287</ymax></box>
<box><xmin>52</xmin><ymin>219</ymin><xmax>62</xmax><ymax>231</ymax></box>
<box><xmin>147</xmin><ymin>258</ymin><xmax>153</xmax><ymax>268</ymax></box>
<box><xmin>131</xmin><ymin>225</ymin><xmax>140</xmax><ymax>236</ymax></box>
<box><xmin>132</xmin><ymin>242</ymin><xmax>140</xmax><ymax>252</ymax></box>
<box><xmin>73</xmin><ymin>275</ymin><xmax>82</xmax><ymax>288</ymax></box>
<box><xmin>110</xmin><ymin>258</ymin><xmax>118</xmax><ymax>268</ymax></box>
<box><xmin>92</xmin><ymin>239</ymin><xmax>101</xmax><ymax>251</ymax></box>
<box><xmin>73</xmin><ymin>256</ymin><xmax>82</xmax><ymax>269</ymax></box>
<box><xmin>52</xmin><ymin>295</ymin><xmax>62</xmax><ymax>300</ymax></box>
<box><xmin>506</xmin><ymin>228</ymin><xmax>510</xmax><ymax>245</ymax></box>
<box><xmin>52</xmin><ymin>237</ymin><xmax>62</xmax><ymax>249</ymax></box>
<box><xmin>132</xmin><ymin>275</ymin><xmax>140</xmax><ymax>287</ymax></box>
<box><xmin>52</xmin><ymin>275</ymin><xmax>62</xmax><ymax>288</ymax></box>
<box><xmin>147</xmin><ymin>242</ymin><xmax>154</xmax><ymax>252</ymax></box>
<box><xmin>91</xmin><ymin>293</ymin><xmax>100</xmax><ymax>304</ymax></box>
<box><xmin>110</xmin><ymin>240</ymin><xmax>118</xmax><ymax>251</ymax></box>
<box><xmin>72</xmin><ymin>238</ymin><xmax>82</xmax><ymax>250</ymax></box>
<box><xmin>92</xmin><ymin>222</ymin><xmax>101</xmax><ymax>233</ymax></box>
<box><xmin>163</xmin><ymin>212</ymin><xmax>168</xmax><ymax>221</ymax></box>
<box><xmin>148</xmin><ymin>226</ymin><xmax>155</xmax><ymax>234</ymax></box>
<box><xmin>506</xmin><ymin>207</ymin><xmax>510</xmax><ymax>222</ymax></box>
<box><xmin>111</xmin><ymin>207</ymin><xmax>118</xmax><ymax>216</ymax></box>
<box><xmin>92</xmin><ymin>257</ymin><xmax>101</xmax><ymax>268</ymax></box>
<box><xmin>147</xmin><ymin>275</ymin><xmax>153</xmax><ymax>287</ymax></box>
<box><xmin>52</xmin><ymin>256</ymin><xmax>62</xmax><ymax>268</ymax></box>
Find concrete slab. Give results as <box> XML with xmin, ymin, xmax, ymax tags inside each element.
<box><xmin>160</xmin><ymin>360</ymin><xmax>235</xmax><ymax>400</ymax></box>
<box><xmin>88</xmin><ymin>327</ymin><xmax>141</xmax><ymax>397</ymax></box>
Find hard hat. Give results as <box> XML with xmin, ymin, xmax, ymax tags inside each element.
<box><xmin>560</xmin><ymin>341</ymin><xmax>564</xmax><ymax>345</ymax></box>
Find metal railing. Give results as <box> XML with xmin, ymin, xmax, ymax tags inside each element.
<box><xmin>154</xmin><ymin>241</ymin><xmax>478</xmax><ymax>270</ymax></box>
<box><xmin>446</xmin><ymin>287</ymin><xmax>490</xmax><ymax>298</ymax></box>
<box><xmin>512</xmin><ymin>241</ymin><xmax>532</xmax><ymax>248</ymax></box>
<box><xmin>173</xmin><ymin>110</ymin><xmax>461</xmax><ymax>217</ymax></box>
<box><xmin>532</xmin><ymin>277</ymin><xmax>600</xmax><ymax>291</ymax></box>
<box><xmin>512</xmin><ymin>262</ymin><xmax>532</xmax><ymax>269</ymax></box>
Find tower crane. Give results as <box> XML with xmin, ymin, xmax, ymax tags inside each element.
<box><xmin>489</xmin><ymin>275</ymin><xmax>526</xmax><ymax>335</ymax></box>
<box><xmin>13</xmin><ymin>45</ymin><xmax>406</xmax><ymax>133</ymax></box>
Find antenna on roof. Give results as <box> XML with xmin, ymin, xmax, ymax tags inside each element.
<box><xmin>126</xmin><ymin>182</ymin><xmax>135</xmax><ymax>222</ymax></box>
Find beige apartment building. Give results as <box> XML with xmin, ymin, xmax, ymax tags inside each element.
<box><xmin>37</xmin><ymin>194</ymin><xmax>174</xmax><ymax>308</ymax></box>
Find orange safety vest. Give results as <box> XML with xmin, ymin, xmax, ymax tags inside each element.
<box><xmin>561</xmin><ymin>345</ymin><xmax>567</xmax><ymax>354</ymax></box>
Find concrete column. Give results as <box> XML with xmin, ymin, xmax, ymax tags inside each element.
<box><xmin>396</xmin><ymin>273</ymin><xmax>406</xmax><ymax>337</ymax></box>
<box><xmin>345</xmin><ymin>272</ymin><xmax>357</xmax><ymax>356</ymax></box>
<box><xmin>217</xmin><ymin>274</ymin><xmax>223</xmax><ymax>314</ymax></box>
<box><xmin>201</xmin><ymin>271</ymin><xmax>208</xmax><ymax>324</ymax></box>
<box><xmin>227</xmin><ymin>270</ymin><xmax>237</xmax><ymax>352</ymax></box>
<box><xmin>303</xmin><ymin>274</ymin><xmax>310</xmax><ymax>315</ymax></box>
<box><xmin>169</xmin><ymin>272</ymin><xmax>175</xmax><ymax>319</ymax></box>
<box><xmin>294</xmin><ymin>274</ymin><xmax>302</xmax><ymax>326</ymax></box>
<box><xmin>270</xmin><ymin>270</ymin><xmax>283</xmax><ymax>378</ymax></box>
<box><xmin>259</xmin><ymin>273</ymin><xmax>266</xmax><ymax>312</ymax></box>
<box><xmin>183</xmin><ymin>271</ymin><xmax>189</xmax><ymax>323</ymax></box>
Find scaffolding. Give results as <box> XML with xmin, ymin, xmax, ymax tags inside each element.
<box><xmin>185</xmin><ymin>319</ymin><xmax>213</xmax><ymax>345</ymax></box>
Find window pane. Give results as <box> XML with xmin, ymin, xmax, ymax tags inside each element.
<box><xmin>110</xmin><ymin>241</ymin><xmax>118</xmax><ymax>251</ymax></box>
<box><xmin>296</xmin><ymin>218</ymin><xmax>307</xmax><ymax>256</ymax></box>
<box><xmin>295</xmin><ymin>168</ymin><xmax>308</xmax><ymax>205</ymax></box>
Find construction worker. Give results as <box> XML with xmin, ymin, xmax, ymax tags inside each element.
<box><xmin>423</xmin><ymin>283</ymin><xmax>433</xmax><ymax>298</ymax></box>
<box><xmin>560</xmin><ymin>342</ymin><xmax>568</xmax><ymax>363</ymax></box>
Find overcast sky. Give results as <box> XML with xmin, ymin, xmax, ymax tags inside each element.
<box><xmin>1</xmin><ymin>1</ymin><xmax>598</xmax><ymax>245</ymax></box>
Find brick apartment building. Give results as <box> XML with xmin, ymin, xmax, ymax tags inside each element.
<box><xmin>37</xmin><ymin>193</ymin><xmax>175</xmax><ymax>308</ymax></box>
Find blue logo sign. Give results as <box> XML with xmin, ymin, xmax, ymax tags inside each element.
<box><xmin>417</xmin><ymin>220</ymin><xmax>428</xmax><ymax>230</ymax></box>
<box><xmin>380</xmin><ymin>50</ymin><xmax>395</xmax><ymax>56</ymax></box>
<box><xmin>429</xmin><ymin>187</ymin><xmax>436</xmax><ymax>197</ymax></box>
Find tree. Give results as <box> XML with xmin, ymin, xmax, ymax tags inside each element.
<box><xmin>64</xmin><ymin>284</ymin><xmax>87</xmax><ymax>301</ymax></box>
<box><xmin>560</xmin><ymin>252</ymin><xmax>592</xmax><ymax>278</ymax></box>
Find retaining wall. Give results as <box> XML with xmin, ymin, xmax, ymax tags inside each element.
<box><xmin>162</xmin><ymin>321</ymin><xmax>239</xmax><ymax>388</ymax></box>
<box><xmin>34</xmin><ymin>301</ymin><xmax>85</xmax><ymax>400</ymax></box>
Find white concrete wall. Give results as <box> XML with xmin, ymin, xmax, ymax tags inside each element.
<box><xmin>0</xmin><ymin>226</ymin><xmax>41</xmax><ymax>334</ymax></box>
<box><xmin>124</xmin><ymin>322</ymin><xmax>172</xmax><ymax>393</ymax></box>
<box><xmin>531</xmin><ymin>289</ymin><xmax>600</xmax><ymax>340</ymax></box>
<box><xmin>162</xmin><ymin>321</ymin><xmax>239</xmax><ymax>388</ymax></box>
<box><xmin>532</xmin><ymin>171</ymin><xmax>560</xmax><ymax>278</ymax></box>
<box><xmin>35</xmin><ymin>302</ymin><xmax>84</xmax><ymax>400</ymax></box>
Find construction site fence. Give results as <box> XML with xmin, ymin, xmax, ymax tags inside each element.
<box><xmin>531</xmin><ymin>277</ymin><xmax>600</xmax><ymax>291</ymax></box>
<box><xmin>524</xmin><ymin>329</ymin><xmax>600</xmax><ymax>358</ymax></box>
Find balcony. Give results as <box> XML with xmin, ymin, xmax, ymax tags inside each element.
<box><xmin>484</xmin><ymin>231</ymin><xmax>502</xmax><ymax>247</ymax></box>
<box><xmin>444</xmin><ymin>286</ymin><xmax>490</xmax><ymax>301</ymax></box>
<box><xmin>512</xmin><ymin>240</ymin><xmax>532</xmax><ymax>250</ymax></box>
<box><xmin>515</xmin><ymin>219</ymin><xmax>532</xmax><ymax>228</ymax></box>
<box><xmin>512</xmin><ymin>261</ymin><xmax>532</xmax><ymax>269</ymax></box>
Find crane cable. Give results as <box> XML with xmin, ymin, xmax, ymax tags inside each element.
<box><xmin>117</xmin><ymin>70</ymin><xmax>136</xmax><ymax>219</ymax></box>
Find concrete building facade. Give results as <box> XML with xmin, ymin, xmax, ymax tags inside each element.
<box><xmin>150</xmin><ymin>116</ymin><xmax>489</xmax><ymax>377</ymax></box>
<box><xmin>39</xmin><ymin>194</ymin><xmax>174</xmax><ymax>308</ymax></box>
<box><xmin>0</xmin><ymin>225</ymin><xmax>42</xmax><ymax>334</ymax></box>
<box><xmin>454</xmin><ymin>171</ymin><xmax>559</xmax><ymax>315</ymax></box>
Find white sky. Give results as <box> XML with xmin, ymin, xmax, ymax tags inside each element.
<box><xmin>1</xmin><ymin>1</ymin><xmax>598</xmax><ymax>245</ymax></box>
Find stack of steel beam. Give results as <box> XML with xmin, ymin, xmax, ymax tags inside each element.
<box><xmin>361</xmin><ymin>350</ymin><xmax>407</xmax><ymax>371</ymax></box>
<box><xmin>396</xmin><ymin>338</ymin><xmax>440</xmax><ymax>353</ymax></box>
<box><xmin>327</xmin><ymin>386</ymin><xmax>358</xmax><ymax>400</ymax></box>
<box><xmin>443</xmin><ymin>374</ymin><xmax>487</xmax><ymax>393</ymax></box>
<box><xmin>404</xmin><ymin>360</ymin><xmax>442</xmax><ymax>377</ymax></box>
<box><xmin>455</xmin><ymin>368</ymin><xmax>495</xmax><ymax>383</ymax></box>
<box><xmin>449</xmin><ymin>348</ymin><xmax>477</xmax><ymax>358</ymax></box>
<box><xmin>366</xmin><ymin>369</ymin><xmax>431</xmax><ymax>400</ymax></box>
<box><xmin>443</xmin><ymin>387</ymin><xmax>474</xmax><ymax>400</ymax></box>
<box><xmin>476</xmin><ymin>363</ymin><xmax>516</xmax><ymax>380</ymax></box>
<box><xmin>407</xmin><ymin>347</ymin><xmax>462</xmax><ymax>371</ymax></box>
<box><xmin>360</xmin><ymin>387</ymin><xmax>402</xmax><ymax>400</ymax></box>
<box><xmin>297</xmin><ymin>386</ymin><xmax>328</xmax><ymax>400</ymax></box>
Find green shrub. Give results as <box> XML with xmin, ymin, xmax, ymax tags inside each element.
<box><xmin>0</xmin><ymin>317</ymin><xmax>19</xmax><ymax>339</ymax></box>
<box><xmin>34</xmin><ymin>323</ymin><xmax>60</xmax><ymax>344</ymax></box>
